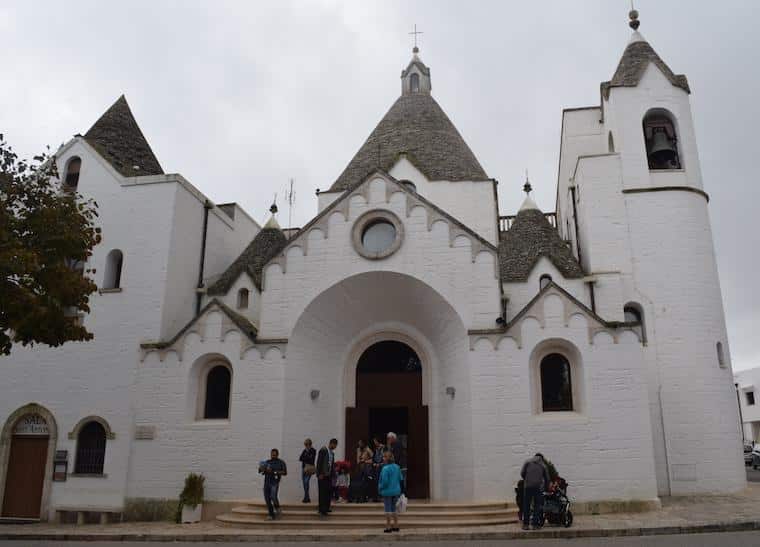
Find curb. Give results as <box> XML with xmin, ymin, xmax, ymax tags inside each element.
<box><xmin>1</xmin><ymin>521</ymin><xmax>760</xmax><ymax>542</ymax></box>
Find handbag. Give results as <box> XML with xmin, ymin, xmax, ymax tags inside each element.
<box><xmin>304</xmin><ymin>464</ymin><xmax>316</xmax><ymax>476</ymax></box>
<box><xmin>396</xmin><ymin>493</ymin><xmax>408</xmax><ymax>514</ymax></box>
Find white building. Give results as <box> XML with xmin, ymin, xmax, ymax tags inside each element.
<box><xmin>735</xmin><ymin>368</ymin><xmax>760</xmax><ymax>445</ymax></box>
<box><xmin>0</xmin><ymin>12</ymin><xmax>745</xmax><ymax>522</ymax></box>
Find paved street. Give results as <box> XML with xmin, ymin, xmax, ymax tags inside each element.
<box><xmin>747</xmin><ymin>465</ymin><xmax>760</xmax><ymax>482</ymax></box>
<box><xmin>3</xmin><ymin>532</ymin><xmax>760</xmax><ymax>546</ymax></box>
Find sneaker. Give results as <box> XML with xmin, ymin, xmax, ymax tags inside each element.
<box><xmin>267</xmin><ymin>515</ymin><xmax>275</xmax><ymax>521</ymax></box>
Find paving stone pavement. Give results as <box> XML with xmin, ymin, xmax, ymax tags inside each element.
<box><xmin>1</xmin><ymin>484</ymin><xmax>760</xmax><ymax>542</ymax></box>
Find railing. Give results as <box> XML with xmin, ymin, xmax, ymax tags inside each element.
<box><xmin>499</xmin><ymin>212</ymin><xmax>557</xmax><ymax>232</ymax></box>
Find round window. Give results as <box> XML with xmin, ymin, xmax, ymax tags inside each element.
<box><xmin>362</xmin><ymin>220</ymin><xmax>396</xmax><ymax>254</ymax></box>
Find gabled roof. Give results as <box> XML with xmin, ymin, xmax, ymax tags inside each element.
<box><xmin>329</xmin><ymin>93</ymin><xmax>489</xmax><ymax>192</ymax></box>
<box><xmin>499</xmin><ymin>207</ymin><xmax>584</xmax><ymax>282</ymax></box>
<box><xmin>207</xmin><ymin>225</ymin><xmax>288</xmax><ymax>295</ymax></box>
<box><xmin>601</xmin><ymin>33</ymin><xmax>690</xmax><ymax>99</ymax></box>
<box><xmin>84</xmin><ymin>95</ymin><xmax>164</xmax><ymax>177</ymax></box>
<box><xmin>140</xmin><ymin>298</ymin><xmax>257</xmax><ymax>350</ymax></box>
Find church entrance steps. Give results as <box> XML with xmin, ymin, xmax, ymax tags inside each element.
<box><xmin>215</xmin><ymin>501</ymin><xmax>518</xmax><ymax>529</ymax></box>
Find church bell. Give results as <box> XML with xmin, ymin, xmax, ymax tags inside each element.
<box><xmin>647</xmin><ymin>129</ymin><xmax>679</xmax><ymax>169</ymax></box>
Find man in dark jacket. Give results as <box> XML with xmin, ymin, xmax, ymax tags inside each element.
<box><xmin>520</xmin><ymin>453</ymin><xmax>550</xmax><ymax>530</ymax></box>
<box><xmin>316</xmin><ymin>438</ymin><xmax>338</xmax><ymax>516</ymax></box>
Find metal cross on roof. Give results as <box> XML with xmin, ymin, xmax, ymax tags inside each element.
<box><xmin>409</xmin><ymin>24</ymin><xmax>423</xmax><ymax>51</ymax></box>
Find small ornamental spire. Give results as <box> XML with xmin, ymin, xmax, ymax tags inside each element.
<box><xmin>409</xmin><ymin>24</ymin><xmax>423</xmax><ymax>54</ymax></box>
<box><xmin>629</xmin><ymin>2</ymin><xmax>640</xmax><ymax>30</ymax></box>
<box><xmin>264</xmin><ymin>195</ymin><xmax>281</xmax><ymax>229</ymax></box>
<box><xmin>523</xmin><ymin>169</ymin><xmax>532</xmax><ymax>195</ymax></box>
<box><xmin>270</xmin><ymin>193</ymin><xmax>278</xmax><ymax>215</ymax></box>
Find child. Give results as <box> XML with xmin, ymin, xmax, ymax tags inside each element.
<box><xmin>334</xmin><ymin>460</ymin><xmax>351</xmax><ymax>503</ymax></box>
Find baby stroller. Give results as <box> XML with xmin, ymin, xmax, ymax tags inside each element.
<box><xmin>542</xmin><ymin>477</ymin><xmax>573</xmax><ymax>527</ymax></box>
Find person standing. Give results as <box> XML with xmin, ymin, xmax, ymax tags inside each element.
<box><xmin>260</xmin><ymin>448</ymin><xmax>287</xmax><ymax>520</ymax></box>
<box><xmin>520</xmin><ymin>452</ymin><xmax>550</xmax><ymax>530</ymax></box>
<box><xmin>299</xmin><ymin>438</ymin><xmax>316</xmax><ymax>503</ymax></box>
<box><xmin>316</xmin><ymin>438</ymin><xmax>338</xmax><ymax>516</ymax></box>
<box><xmin>386</xmin><ymin>432</ymin><xmax>406</xmax><ymax>494</ymax></box>
<box><xmin>377</xmin><ymin>449</ymin><xmax>402</xmax><ymax>533</ymax></box>
<box><xmin>371</xmin><ymin>437</ymin><xmax>385</xmax><ymax>502</ymax></box>
<box><xmin>355</xmin><ymin>439</ymin><xmax>373</xmax><ymax>503</ymax></box>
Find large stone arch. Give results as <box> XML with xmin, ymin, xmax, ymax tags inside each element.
<box><xmin>281</xmin><ymin>271</ymin><xmax>473</xmax><ymax>501</ymax></box>
<box><xmin>0</xmin><ymin>403</ymin><xmax>58</xmax><ymax>520</ymax></box>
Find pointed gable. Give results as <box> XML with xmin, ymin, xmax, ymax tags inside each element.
<box><xmin>329</xmin><ymin>92</ymin><xmax>489</xmax><ymax>192</ymax></box>
<box><xmin>601</xmin><ymin>33</ymin><xmax>690</xmax><ymax>99</ymax></box>
<box><xmin>499</xmin><ymin>208</ymin><xmax>584</xmax><ymax>282</ymax></box>
<box><xmin>84</xmin><ymin>95</ymin><xmax>164</xmax><ymax>177</ymax></box>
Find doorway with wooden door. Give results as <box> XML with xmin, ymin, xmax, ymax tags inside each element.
<box><xmin>1</xmin><ymin>413</ymin><xmax>51</xmax><ymax>519</ymax></box>
<box><xmin>346</xmin><ymin>340</ymin><xmax>430</xmax><ymax>499</ymax></box>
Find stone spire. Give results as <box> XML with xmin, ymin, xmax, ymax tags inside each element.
<box><xmin>519</xmin><ymin>171</ymin><xmax>539</xmax><ymax>212</ymax></box>
<box><xmin>264</xmin><ymin>201</ymin><xmax>280</xmax><ymax>229</ymax></box>
<box><xmin>401</xmin><ymin>44</ymin><xmax>431</xmax><ymax>95</ymax></box>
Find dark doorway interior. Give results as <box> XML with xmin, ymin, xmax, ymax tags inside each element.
<box><xmin>346</xmin><ymin>340</ymin><xmax>430</xmax><ymax>499</ymax></box>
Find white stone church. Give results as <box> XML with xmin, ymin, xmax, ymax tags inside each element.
<box><xmin>0</xmin><ymin>14</ymin><xmax>745</xmax><ymax>522</ymax></box>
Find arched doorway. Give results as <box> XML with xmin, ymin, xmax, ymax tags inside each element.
<box><xmin>346</xmin><ymin>340</ymin><xmax>430</xmax><ymax>498</ymax></box>
<box><xmin>1</xmin><ymin>412</ymin><xmax>52</xmax><ymax>518</ymax></box>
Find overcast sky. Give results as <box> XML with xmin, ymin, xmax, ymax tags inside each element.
<box><xmin>2</xmin><ymin>0</ymin><xmax>758</xmax><ymax>370</ymax></box>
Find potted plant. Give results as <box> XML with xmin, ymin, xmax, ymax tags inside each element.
<box><xmin>177</xmin><ymin>473</ymin><xmax>205</xmax><ymax>523</ymax></box>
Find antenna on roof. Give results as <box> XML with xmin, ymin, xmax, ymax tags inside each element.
<box><xmin>285</xmin><ymin>178</ymin><xmax>296</xmax><ymax>229</ymax></box>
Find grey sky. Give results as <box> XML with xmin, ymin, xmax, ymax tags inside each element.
<box><xmin>2</xmin><ymin>0</ymin><xmax>758</xmax><ymax>371</ymax></box>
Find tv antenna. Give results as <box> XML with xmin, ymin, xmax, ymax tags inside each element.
<box><xmin>285</xmin><ymin>178</ymin><xmax>296</xmax><ymax>229</ymax></box>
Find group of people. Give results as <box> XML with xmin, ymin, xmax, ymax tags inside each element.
<box><xmin>259</xmin><ymin>433</ymin><xmax>405</xmax><ymax>533</ymax></box>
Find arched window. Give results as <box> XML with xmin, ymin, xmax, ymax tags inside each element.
<box><xmin>103</xmin><ymin>249</ymin><xmax>123</xmax><ymax>289</ymax></box>
<box><xmin>74</xmin><ymin>421</ymin><xmax>107</xmax><ymax>475</ymax></box>
<box><xmin>203</xmin><ymin>365</ymin><xmax>231</xmax><ymax>419</ymax></box>
<box><xmin>608</xmin><ymin>131</ymin><xmax>615</xmax><ymax>153</ymax></box>
<box><xmin>64</xmin><ymin>157</ymin><xmax>81</xmax><ymax>191</ymax></box>
<box><xmin>624</xmin><ymin>302</ymin><xmax>647</xmax><ymax>344</ymax></box>
<box><xmin>539</xmin><ymin>274</ymin><xmax>552</xmax><ymax>290</ymax></box>
<box><xmin>643</xmin><ymin>110</ymin><xmax>681</xmax><ymax>170</ymax></box>
<box><xmin>237</xmin><ymin>288</ymin><xmax>249</xmax><ymax>309</ymax></box>
<box><xmin>716</xmin><ymin>342</ymin><xmax>726</xmax><ymax>369</ymax></box>
<box><xmin>410</xmin><ymin>72</ymin><xmax>420</xmax><ymax>93</ymax></box>
<box><xmin>540</xmin><ymin>353</ymin><xmax>573</xmax><ymax>411</ymax></box>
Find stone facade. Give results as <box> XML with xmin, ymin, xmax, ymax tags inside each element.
<box><xmin>0</xmin><ymin>27</ymin><xmax>744</xmax><ymax>521</ymax></box>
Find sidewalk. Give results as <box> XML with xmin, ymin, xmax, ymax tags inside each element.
<box><xmin>2</xmin><ymin>484</ymin><xmax>760</xmax><ymax>542</ymax></box>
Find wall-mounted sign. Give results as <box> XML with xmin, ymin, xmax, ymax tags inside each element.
<box><xmin>53</xmin><ymin>450</ymin><xmax>68</xmax><ymax>482</ymax></box>
<box><xmin>13</xmin><ymin>413</ymin><xmax>49</xmax><ymax>436</ymax></box>
<box><xmin>134</xmin><ymin>425</ymin><xmax>156</xmax><ymax>440</ymax></box>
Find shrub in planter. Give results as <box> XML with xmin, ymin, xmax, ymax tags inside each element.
<box><xmin>176</xmin><ymin>473</ymin><xmax>205</xmax><ymax>523</ymax></box>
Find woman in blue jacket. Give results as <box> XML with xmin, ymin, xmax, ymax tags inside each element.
<box><xmin>377</xmin><ymin>450</ymin><xmax>402</xmax><ymax>533</ymax></box>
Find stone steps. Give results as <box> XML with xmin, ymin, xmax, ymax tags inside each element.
<box><xmin>216</xmin><ymin>501</ymin><xmax>519</xmax><ymax>529</ymax></box>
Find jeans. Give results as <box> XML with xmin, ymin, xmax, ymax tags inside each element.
<box><xmin>522</xmin><ymin>486</ymin><xmax>544</xmax><ymax>527</ymax></box>
<box><xmin>264</xmin><ymin>481</ymin><xmax>280</xmax><ymax>517</ymax></box>
<box><xmin>302</xmin><ymin>471</ymin><xmax>311</xmax><ymax>501</ymax></box>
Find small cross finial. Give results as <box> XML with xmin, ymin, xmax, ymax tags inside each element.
<box><xmin>409</xmin><ymin>24</ymin><xmax>423</xmax><ymax>53</ymax></box>
<box><xmin>523</xmin><ymin>169</ymin><xmax>532</xmax><ymax>195</ymax></box>
<box><xmin>629</xmin><ymin>2</ymin><xmax>640</xmax><ymax>30</ymax></box>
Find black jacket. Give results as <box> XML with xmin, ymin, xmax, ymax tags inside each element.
<box><xmin>316</xmin><ymin>446</ymin><xmax>333</xmax><ymax>478</ymax></box>
<box><xmin>299</xmin><ymin>447</ymin><xmax>316</xmax><ymax>468</ymax></box>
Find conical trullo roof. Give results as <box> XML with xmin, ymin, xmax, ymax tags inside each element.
<box><xmin>84</xmin><ymin>95</ymin><xmax>164</xmax><ymax>177</ymax></box>
<box><xmin>329</xmin><ymin>82</ymin><xmax>488</xmax><ymax>191</ymax></box>
<box><xmin>499</xmin><ymin>204</ymin><xmax>584</xmax><ymax>283</ymax></box>
<box><xmin>601</xmin><ymin>32</ymin><xmax>689</xmax><ymax>99</ymax></box>
<box><xmin>207</xmin><ymin>226</ymin><xmax>288</xmax><ymax>294</ymax></box>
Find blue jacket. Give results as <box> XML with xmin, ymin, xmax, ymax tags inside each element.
<box><xmin>378</xmin><ymin>463</ymin><xmax>402</xmax><ymax>497</ymax></box>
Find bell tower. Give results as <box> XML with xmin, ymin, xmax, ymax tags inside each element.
<box><xmin>401</xmin><ymin>47</ymin><xmax>431</xmax><ymax>95</ymax></box>
<box><xmin>599</xmin><ymin>8</ymin><xmax>745</xmax><ymax>496</ymax></box>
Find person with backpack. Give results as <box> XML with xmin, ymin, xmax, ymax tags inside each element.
<box><xmin>377</xmin><ymin>449</ymin><xmax>403</xmax><ymax>533</ymax></box>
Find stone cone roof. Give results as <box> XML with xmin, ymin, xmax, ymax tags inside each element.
<box><xmin>207</xmin><ymin>227</ymin><xmax>288</xmax><ymax>294</ymax></box>
<box><xmin>329</xmin><ymin>93</ymin><xmax>489</xmax><ymax>191</ymax></box>
<box><xmin>499</xmin><ymin>208</ymin><xmax>584</xmax><ymax>282</ymax></box>
<box><xmin>84</xmin><ymin>95</ymin><xmax>164</xmax><ymax>177</ymax></box>
<box><xmin>601</xmin><ymin>33</ymin><xmax>689</xmax><ymax>98</ymax></box>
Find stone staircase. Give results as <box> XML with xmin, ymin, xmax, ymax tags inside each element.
<box><xmin>216</xmin><ymin>500</ymin><xmax>518</xmax><ymax>529</ymax></box>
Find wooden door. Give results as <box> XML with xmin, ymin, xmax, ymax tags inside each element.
<box><xmin>407</xmin><ymin>405</ymin><xmax>429</xmax><ymax>499</ymax></box>
<box><xmin>1</xmin><ymin>436</ymin><xmax>48</xmax><ymax>518</ymax></box>
<box><xmin>345</xmin><ymin>407</ymin><xmax>368</xmax><ymax>472</ymax></box>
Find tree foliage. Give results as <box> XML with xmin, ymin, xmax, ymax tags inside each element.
<box><xmin>0</xmin><ymin>134</ymin><xmax>101</xmax><ymax>355</ymax></box>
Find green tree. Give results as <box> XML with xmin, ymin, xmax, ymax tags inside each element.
<box><xmin>0</xmin><ymin>134</ymin><xmax>101</xmax><ymax>355</ymax></box>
